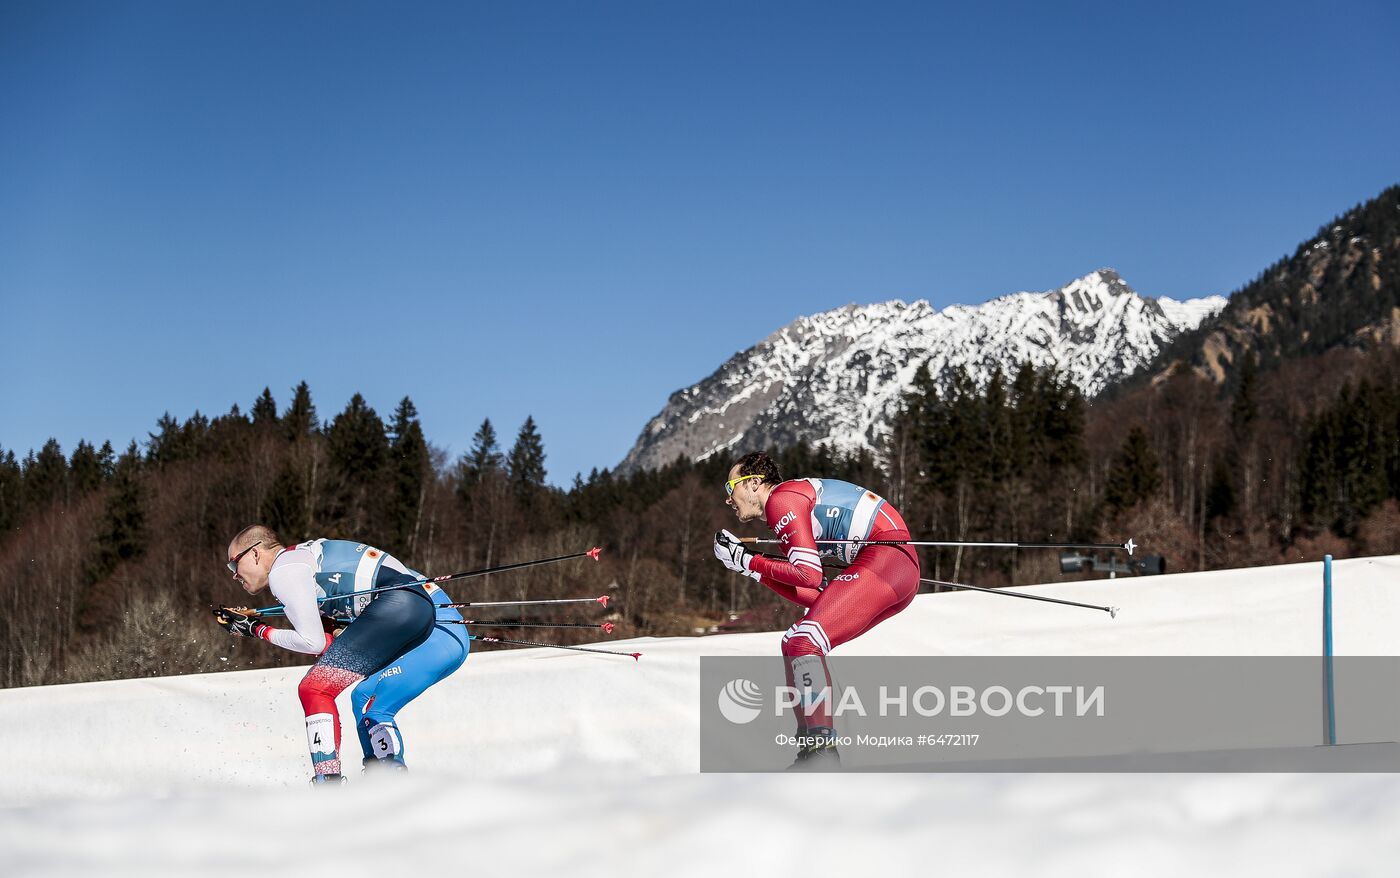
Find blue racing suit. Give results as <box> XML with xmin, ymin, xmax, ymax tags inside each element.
<box><xmin>349</xmin><ymin>584</ymin><xmax>470</xmax><ymax>766</ymax></box>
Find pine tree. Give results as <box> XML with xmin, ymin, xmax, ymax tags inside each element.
<box><xmin>460</xmin><ymin>419</ymin><xmax>504</xmax><ymax>485</ymax></box>
<box><xmin>1103</xmin><ymin>427</ymin><xmax>1162</xmax><ymax>513</ymax></box>
<box><xmin>80</xmin><ymin>442</ymin><xmax>147</xmax><ymax>634</ymax></box>
<box><xmin>326</xmin><ymin>394</ymin><xmax>389</xmax><ymax>478</ymax></box>
<box><xmin>1336</xmin><ymin>381</ymin><xmax>1390</xmax><ymax>534</ymax></box>
<box><xmin>0</xmin><ymin>448</ymin><xmax>22</xmax><ymax>532</ymax></box>
<box><xmin>1211</xmin><ymin>352</ymin><xmax>1259</xmax><ymax>523</ymax></box>
<box><xmin>146</xmin><ymin>413</ymin><xmax>184</xmax><ymax>465</ymax></box>
<box><xmin>388</xmin><ymin>397</ymin><xmax>431</xmax><ymax>550</ymax></box>
<box><xmin>283</xmin><ymin>381</ymin><xmax>318</xmax><ymax>441</ymax></box>
<box><xmin>206</xmin><ymin>405</ymin><xmax>252</xmax><ymax>458</ymax></box>
<box><xmin>87</xmin><ymin>442</ymin><xmax>146</xmax><ymax>579</ymax></box>
<box><xmin>1204</xmin><ymin>455</ymin><xmax>1236</xmax><ymax>522</ymax></box>
<box><xmin>883</xmin><ymin>364</ymin><xmax>934</xmax><ymax>510</ymax></box>
<box><xmin>24</xmin><ymin>439</ymin><xmax>69</xmax><ymax>508</ymax></box>
<box><xmin>781</xmin><ymin>439</ymin><xmax>814</xmax><ymax>479</ymax></box>
<box><xmin>458</xmin><ymin>418</ymin><xmax>508</xmax><ymax>566</ymax></box>
<box><xmin>1300</xmin><ymin>409</ymin><xmax>1341</xmax><ymax>527</ymax></box>
<box><xmin>507</xmin><ymin>416</ymin><xmax>548</xmax><ymax>508</ymax></box>
<box><xmin>251</xmin><ymin>387</ymin><xmax>278</xmax><ymax>428</ymax></box>
<box><xmin>96</xmin><ymin>441</ymin><xmax>116</xmax><ymax>478</ymax></box>
<box><xmin>1033</xmin><ymin>367</ymin><xmax>1086</xmax><ymax>474</ymax></box>
<box><xmin>324</xmin><ymin>393</ymin><xmax>389</xmax><ymax>534</ymax></box>
<box><xmin>182</xmin><ymin>411</ymin><xmax>210</xmax><ymax>456</ymax></box>
<box><xmin>261</xmin><ymin>460</ymin><xmax>311</xmax><ymax>539</ymax></box>
<box><xmin>69</xmin><ymin>440</ymin><xmax>106</xmax><ymax>495</ymax></box>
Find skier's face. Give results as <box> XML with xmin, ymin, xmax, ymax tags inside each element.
<box><xmin>726</xmin><ymin>465</ymin><xmax>765</xmax><ymax>522</ymax></box>
<box><xmin>227</xmin><ymin>541</ymin><xmax>270</xmax><ymax>595</ymax></box>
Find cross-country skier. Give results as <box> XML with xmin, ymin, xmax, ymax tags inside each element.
<box><xmin>215</xmin><ymin>524</ymin><xmax>468</xmax><ymax>784</ymax></box>
<box><xmin>713</xmin><ymin>452</ymin><xmax>920</xmax><ymax>768</ymax></box>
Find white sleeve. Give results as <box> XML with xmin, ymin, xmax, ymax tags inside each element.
<box><xmin>265</xmin><ymin>557</ymin><xmax>331</xmax><ymax>655</ymax></box>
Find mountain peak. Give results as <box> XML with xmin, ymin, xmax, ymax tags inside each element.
<box><xmin>619</xmin><ymin>272</ymin><xmax>1226</xmax><ymax>473</ymax></box>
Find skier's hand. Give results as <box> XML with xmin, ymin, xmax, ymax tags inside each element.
<box><xmin>214</xmin><ymin>606</ymin><xmax>268</xmax><ymax>638</ymax></box>
<box><xmin>321</xmin><ymin>615</ymin><xmax>349</xmax><ymax>635</ymax></box>
<box><xmin>714</xmin><ymin>530</ymin><xmax>759</xmax><ymax>579</ymax></box>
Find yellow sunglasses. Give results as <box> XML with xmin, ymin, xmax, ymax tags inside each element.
<box><xmin>725</xmin><ymin>474</ymin><xmax>762</xmax><ymax>496</ymax></box>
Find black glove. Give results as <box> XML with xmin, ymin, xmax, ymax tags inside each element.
<box><xmin>214</xmin><ymin>606</ymin><xmax>268</xmax><ymax>639</ymax></box>
<box><xmin>714</xmin><ymin>529</ymin><xmax>760</xmax><ymax>579</ymax></box>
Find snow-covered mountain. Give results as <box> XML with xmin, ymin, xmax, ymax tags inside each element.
<box><xmin>620</xmin><ymin>269</ymin><xmax>1226</xmax><ymax>473</ymax></box>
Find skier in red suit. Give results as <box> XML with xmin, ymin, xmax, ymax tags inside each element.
<box><xmin>714</xmin><ymin>451</ymin><xmax>920</xmax><ymax>768</ymax></box>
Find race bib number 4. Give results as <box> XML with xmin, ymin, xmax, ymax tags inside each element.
<box><xmin>306</xmin><ymin>713</ymin><xmax>337</xmax><ymax>761</ymax></box>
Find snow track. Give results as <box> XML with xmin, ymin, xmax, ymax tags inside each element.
<box><xmin>3</xmin><ymin>557</ymin><xmax>1398</xmax><ymax>876</ymax></box>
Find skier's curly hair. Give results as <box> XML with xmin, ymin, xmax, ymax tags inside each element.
<box><xmin>732</xmin><ymin>451</ymin><xmax>783</xmax><ymax>486</ymax></box>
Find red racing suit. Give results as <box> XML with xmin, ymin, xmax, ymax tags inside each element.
<box><xmin>747</xmin><ymin>478</ymin><xmax>921</xmax><ymax>734</ymax></box>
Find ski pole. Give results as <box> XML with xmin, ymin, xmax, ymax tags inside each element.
<box><xmin>233</xmin><ymin>595</ymin><xmax>616</xmax><ymax>639</ymax></box>
<box><xmin>467</xmin><ymin>633</ymin><xmax>641</xmax><ymax>660</ymax></box>
<box><xmin>743</xmin><ymin>537</ymin><xmax>1136</xmax><ymax>555</ymax></box>
<box><xmin>921</xmin><ymin>577</ymin><xmax>1119</xmax><ymax>618</ymax></box>
<box><xmin>442</xmin><ymin>595</ymin><xmax>612</xmax><ymax>610</ymax></box>
<box><xmin>253</xmin><ymin>547</ymin><xmax>603</xmax><ymax>616</ymax></box>
<box><xmin>441</xmin><ymin>620</ymin><xmax>616</xmax><ymax>633</ymax></box>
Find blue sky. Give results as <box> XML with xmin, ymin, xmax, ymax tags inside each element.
<box><xmin>3</xmin><ymin>0</ymin><xmax>1398</xmax><ymax>484</ymax></box>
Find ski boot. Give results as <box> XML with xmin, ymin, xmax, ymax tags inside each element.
<box><xmin>309</xmin><ymin>773</ymin><xmax>347</xmax><ymax>788</ymax></box>
<box><xmin>361</xmin><ymin>755</ymin><xmax>409</xmax><ymax>776</ymax></box>
<box><xmin>787</xmin><ymin>729</ymin><xmax>841</xmax><ymax>771</ymax></box>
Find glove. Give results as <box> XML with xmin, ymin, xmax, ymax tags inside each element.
<box><xmin>214</xmin><ymin>606</ymin><xmax>268</xmax><ymax>639</ymax></box>
<box><xmin>714</xmin><ymin>530</ymin><xmax>760</xmax><ymax>580</ymax></box>
<box><xmin>322</xmin><ymin>615</ymin><xmax>349</xmax><ymax>635</ymax></box>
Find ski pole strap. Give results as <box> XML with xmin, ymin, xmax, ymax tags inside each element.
<box><xmin>921</xmin><ymin>578</ymin><xmax>1118</xmax><ymax>617</ymax></box>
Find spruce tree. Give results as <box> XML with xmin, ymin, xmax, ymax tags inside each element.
<box><xmin>182</xmin><ymin>411</ymin><xmax>210</xmax><ymax>456</ymax></box>
<box><xmin>326</xmin><ymin>394</ymin><xmax>389</xmax><ymax>478</ymax></box>
<box><xmin>283</xmin><ymin>381</ymin><xmax>318</xmax><ymax>441</ymax></box>
<box><xmin>0</xmin><ymin>448</ymin><xmax>22</xmax><ymax>532</ymax></box>
<box><xmin>1300</xmin><ymin>410</ymin><xmax>1341</xmax><ymax>527</ymax></box>
<box><xmin>69</xmin><ymin>440</ymin><xmax>106</xmax><ymax>495</ymax></box>
<box><xmin>458</xmin><ymin>418</ymin><xmax>508</xmax><ymax>565</ymax></box>
<box><xmin>251</xmin><ymin>387</ymin><xmax>278</xmax><ymax>428</ymax></box>
<box><xmin>388</xmin><ymin>397</ymin><xmax>431</xmax><ymax>550</ymax></box>
<box><xmin>261</xmin><ymin>461</ymin><xmax>311</xmax><ymax>539</ymax></box>
<box><xmin>87</xmin><ymin>442</ymin><xmax>147</xmax><ymax>579</ymax></box>
<box><xmin>460</xmin><ymin>419</ymin><xmax>504</xmax><ymax>484</ymax></box>
<box><xmin>1204</xmin><ymin>455</ymin><xmax>1236</xmax><ymax>522</ymax></box>
<box><xmin>1103</xmin><ymin>426</ymin><xmax>1162</xmax><ymax>513</ymax></box>
<box><xmin>24</xmin><ymin>439</ymin><xmax>69</xmax><ymax>508</ymax></box>
<box><xmin>506</xmin><ymin>416</ymin><xmax>547</xmax><ymax>506</ymax></box>
<box><xmin>1336</xmin><ymin>381</ymin><xmax>1390</xmax><ymax>534</ymax></box>
<box><xmin>146</xmin><ymin>413</ymin><xmax>184</xmax><ymax>465</ymax></box>
<box><xmin>1212</xmin><ymin>352</ymin><xmax>1259</xmax><ymax>523</ymax></box>
<box><xmin>96</xmin><ymin>440</ymin><xmax>116</xmax><ymax>479</ymax></box>
<box><xmin>79</xmin><ymin>442</ymin><xmax>147</xmax><ymax>634</ymax></box>
<box><xmin>324</xmin><ymin>393</ymin><xmax>389</xmax><ymax>534</ymax></box>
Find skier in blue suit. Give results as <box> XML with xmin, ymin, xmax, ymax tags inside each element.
<box><xmin>218</xmin><ymin>526</ymin><xmax>469</xmax><ymax>781</ymax></box>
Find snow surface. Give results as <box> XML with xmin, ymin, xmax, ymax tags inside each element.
<box><xmin>4</xmin><ymin>556</ymin><xmax>1399</xmax><ymax>876</ymax></box>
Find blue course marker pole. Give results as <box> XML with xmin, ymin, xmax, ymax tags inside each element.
<box><xmin>1323</xmin><ymin>554</ymin><xmax>1336</xmax><ymax>746</ymax></box>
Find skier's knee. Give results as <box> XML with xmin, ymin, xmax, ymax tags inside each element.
<box><xmin>781</xmin><ymin>619</ymin><xmax>830</xmax><ymax>657</ymax></box>
<box><xmin>298</xmin><ymin>664</ymin><xmax>356</xmax><ymax>711</ymax></box>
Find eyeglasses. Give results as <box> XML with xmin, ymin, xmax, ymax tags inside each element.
<box><xmin>725</xmin><ymin>474</ymin><xmax>762</xmax><ymax>496</ymax></box>
<box><xmin>227</xmin><ymin>541</ymin><xmax>262</xmax><ymax>574</ymax></box>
